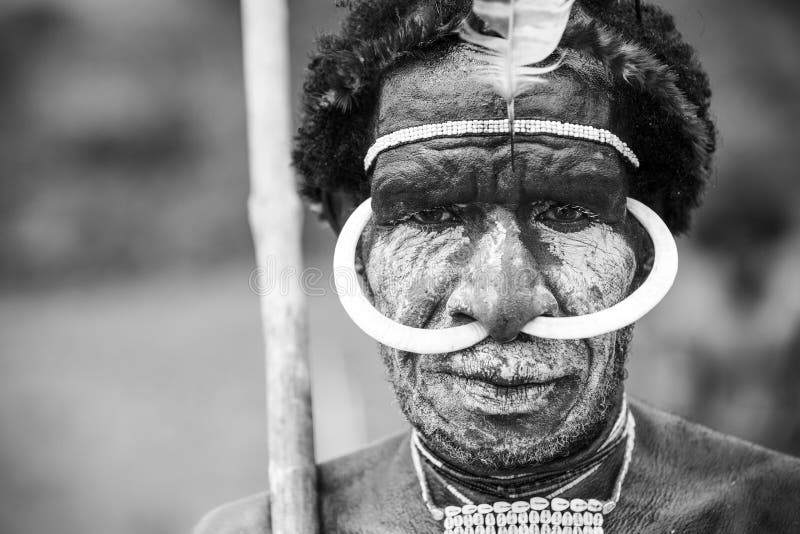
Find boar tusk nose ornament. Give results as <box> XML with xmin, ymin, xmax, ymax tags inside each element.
<box><xmin>333</xmin><ymin>197</ymin><xmax>678</xmax><ymax>354</ymax></box>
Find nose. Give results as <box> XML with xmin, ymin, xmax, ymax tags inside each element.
<box><xmin>446</xmin><ymin>209</ymin><xmax>558</xmax><ymax>343</ymax></box>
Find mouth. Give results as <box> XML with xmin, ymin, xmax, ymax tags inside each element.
<box><xmin>437</xmin><ymin>372</ymin><xmax>572</xmax><ymax>416</ymax></box>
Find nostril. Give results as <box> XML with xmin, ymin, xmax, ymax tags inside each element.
<box><xmin>450</xmin><ymin>311</ymin><xmax>477</xmax><ymax>326</ymax></box>
<box><xmin>497</xmin><ymin>332</ymin><xmax>519</xmax><ymax>344</ymax></box>
<box><xmin>487</xmin><ymin>317</ymin><xmax>530</xmax><ymax>344</ymax></box>
<box><xmin>446</xmin><ymin>280</ymin><xmax>559</xmax><ymax>341</ymax></box>
<box><xmin>490</xmin><ymin>327</ymin><xmax>520</xmax><ymax>344</ymax></box>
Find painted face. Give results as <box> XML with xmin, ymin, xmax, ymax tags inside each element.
<box><xmin>359</xmin><ymin>48</ymin><xmax>644</xmax><ymax>471</ymax></box>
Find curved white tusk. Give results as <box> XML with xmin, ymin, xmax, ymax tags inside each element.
<box><xmin>520</xmin><ymin>198</ymin><xmax>678</xmax><ymax>339</ymax></box>
<box><xmin>332</xmin><ymin>197</ymin><xmax>678</xmax><ymax>354</ymax></box>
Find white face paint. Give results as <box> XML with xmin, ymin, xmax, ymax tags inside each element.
<box><xmin>534</xmin><ymin>219</ymin><xmax>638</xmax><ymax>315</ymax></box>
<box><xmin>361</xmin><ymin>198</ymin><xmax>641</xmax><ymax>472</ymax></box>
<box><xmin>360</xmin><ymin>58</ymin><xmax>644</xmax><ymax>472</ymax></box>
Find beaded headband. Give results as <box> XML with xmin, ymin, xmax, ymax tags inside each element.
<box><xmin>363</xmin><ymin>119</ymin><xmax>640</xmax><ymax>172</ymax></box>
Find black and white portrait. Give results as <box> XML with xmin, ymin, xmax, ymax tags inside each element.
<box><xmin>1</xmin><ymin>1</ymin><xmax>799</xmax><ymax>533</ymax></box>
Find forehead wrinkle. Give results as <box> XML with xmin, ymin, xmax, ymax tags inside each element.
<box><xmin>510</xmin><ymin>138</ymin><xmax>628</xmax><ymax>217</ymax></box>
<box><xmin>371</xmin><ymin>139</ymin><xmax>495</xmax><ymax>220</ymax></box>
<box><xmin>375</xmin><ymin>46</ymin><xmax>614</xmax><ymax>137</ymax></box>
<box><xmin>371</xmin><ymin>134</ymin><xmax>628</xmax><ymax>219</ymax></box>
<box><xmin>370</xmin><ymin>45</ymin><xmax>628</xmax><ymax>220</ymax></box>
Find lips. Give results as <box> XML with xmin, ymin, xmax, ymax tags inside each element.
<box><xmin>434</xmin><ymin>371</ymin><xmax>572</xmax><ymax>416</ymax></box>
<box><xmin>446</xmin><ymin>369</ymin><xmax>565</xmax><ymax>388</ymax></box>
<box><xmin>420</xmin><ymin>336</ymin><xmax>581</xmax><ymax>415</ymax></box>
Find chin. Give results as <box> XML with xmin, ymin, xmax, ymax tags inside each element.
<box><xmin>383</xmin><ymin>329</ymin><xmax>632</xmax><ymax>470</ymax></box>
<box><xmin>422</xmin><ymin>386</ymin><xmax>614</xmax><ymax>470</ymax></box>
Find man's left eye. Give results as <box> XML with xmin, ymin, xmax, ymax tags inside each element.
<box><xmin>538</xmin><ymin>204</ymin><xmax>596</xmax><ymax>224</ymax></box>
<box><xmin>410</xmin><ymin>207</ymin><xmax>456</xmax><ymax>225</ymax></box>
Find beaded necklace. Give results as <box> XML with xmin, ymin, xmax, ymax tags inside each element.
<box><xmin>410</xmin><ymin>407</ymin><xmax>636</xmax><ymax>534</ymax></box>
<box><xmin>413</xmin><ymin>403</ymin><xmax>629</xmax><ymax>500</ymax></box>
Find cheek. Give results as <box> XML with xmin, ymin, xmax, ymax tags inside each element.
<box><xmin>365</xmin><ymin>223</ymin><xmax>470</xmax><ymax>326</ymax></box>
<box><xmin>533</xmin><ymin>223</ymin><xmax>637</xmax><ymax>315</ymax></box>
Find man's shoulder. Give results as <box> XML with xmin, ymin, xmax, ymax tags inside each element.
<box><xmin>630</xmin><ymin>398</ymin><xmax>800</xmax><ymax>531</ymax></box>
<box><xmin>318</xmin><ymin>430</ymin><xmax>411</xmax><ymax>491</ymax></box>
<box><xmin>191</xmin><ymin>431</ymin><xmax>411</xmax><ymax>534</ymax></box>
<box><xmin>632</xmin><ymin>398</ymin><xmax>800</xmax><ymax>475</ymax></box>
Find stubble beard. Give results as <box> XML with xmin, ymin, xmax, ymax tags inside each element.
<box><xmin>382</xmin><ymin>326</ymin><xmax>633</xmax><ymax>472</ymax></box>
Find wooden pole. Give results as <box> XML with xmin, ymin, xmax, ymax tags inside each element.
<box><xmin>240</xmin><ymin>1</ymin><xmax>319</xmax><ymax>533</ymax></box>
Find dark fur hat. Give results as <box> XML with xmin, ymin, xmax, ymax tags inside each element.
<box><xmin>293</xmin><ymin>0</ymin><xmax>716</xmax><ymax>234</ymax></box>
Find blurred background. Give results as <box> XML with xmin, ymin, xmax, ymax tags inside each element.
<box><xmin>0</xmin><ymin>0</ymin><xmax>798</xmax><ymax>532</ymax></box>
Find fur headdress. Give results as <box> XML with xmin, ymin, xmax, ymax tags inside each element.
<box><xmin>293</xmin><ymin>0</ymin><xmax>716</xmax><ymax>234</ymax></box>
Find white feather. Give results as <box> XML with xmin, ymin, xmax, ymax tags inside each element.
<box><xmin>459</xmin><ymin>0</ymin><xmax>575</xmax><ymax>102</ymax></box>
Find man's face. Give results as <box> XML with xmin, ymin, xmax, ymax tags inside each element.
<box><xmin>358</xmin><ymin>50</ymin><xmax>644</xmax><ymax>471</ymax></box>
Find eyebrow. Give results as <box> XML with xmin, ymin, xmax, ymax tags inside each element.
<box><xmin>370</xmin><ymin>137</ymin><xmax>629</xmax><ymax>223</ymax></box>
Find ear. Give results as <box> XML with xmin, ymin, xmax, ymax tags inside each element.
<box><xmin>630</xmin><ymin>217</ymin><xmax>656</xmax><ymax>291</ymax></box>
<box><xmin>323</xmin><ymin>190</ymin><xmax>375</xmax><ymax>300</ymax></box>
<box><xmin>320</xmin><ymin>190</ymin><xmax>361</xmax><ymax>235</ymax></box>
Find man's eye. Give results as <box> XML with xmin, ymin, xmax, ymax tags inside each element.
<box><xmin>537</xmin><ymin>204</ymin><xmax>597</xmax><ymax>224</ymax></box>
<box><xmin>410</xmin><ymin>207</ymin><xmax>456</xmax><ymax>225</ymax></box>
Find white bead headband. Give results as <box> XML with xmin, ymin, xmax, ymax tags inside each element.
<box><xmin>363</xmin><ymin>119</ymin><xmax>640</xmax><ymax>172</ymax></box>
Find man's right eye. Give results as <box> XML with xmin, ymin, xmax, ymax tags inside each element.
<box><xmin>409</xmin><ymin>207</ymin><xmax>457</xmax><ymax>225</ymax></box>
